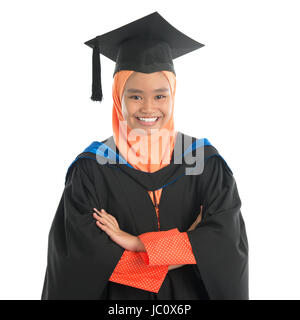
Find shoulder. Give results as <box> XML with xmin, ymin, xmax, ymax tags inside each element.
<box><xmin>65</xmin><ymin>136</ymin><xmax>112</xmax><ymax>184</ymax></box>
<box><xmin>203</xmin><ymin>154</ymin><xmax>234</xmax><ymax>179</ymax></box>
<box><xmin>179</xmin><ymin>131</ymin><xmax>218</xmax><ymax>159</ymax></box>
<box><xmin>179</xmin><ymin>131</ymin><xmax>233</xmax><ymax>175</ymax></box>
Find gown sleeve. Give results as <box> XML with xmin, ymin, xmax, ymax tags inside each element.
<box><xmin>108</xmin><ymin>250</ymin><xmax>169</xmax><ymax>293</ymax></box>
<box><xmin>41</xmin><ymin>159</ymin><xmax>125</xmax><ymax>300</ymax></box>
<box><xmin>186</xmin><ymin>155</ymin><xmax>249</xmax><ymax>300</ymax></box>
<box><xmin>137</xmin><ymin>228</ymin><xmax>197</xmax><ymax>265</ymax></box>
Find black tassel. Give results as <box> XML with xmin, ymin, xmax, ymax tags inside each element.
<box><xmin>91</xmin><ymin>45</ymin><xmax>103</xmax><ymax>102</ymax></box>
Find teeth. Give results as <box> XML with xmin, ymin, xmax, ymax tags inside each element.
<box><xmin>137</xmin><ymin>117</ymin><xmax>158</xmax><ymax>122</ymax></box>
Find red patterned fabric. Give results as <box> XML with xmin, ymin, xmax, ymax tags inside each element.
<box><xmin>138</xmin><ymin>229</ymin><xmax>197</xmax><ymax>265</ymax></box>
<box><xmin>108</xmin><ymin>250</ymin><xmax>169</xmax><ymax>293</ymax></box>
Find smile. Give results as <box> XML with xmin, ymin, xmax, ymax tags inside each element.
<box><xmin>136</xmin><ymin>117</ymin><xmax>160</xmax><ymax>126</ymax></box>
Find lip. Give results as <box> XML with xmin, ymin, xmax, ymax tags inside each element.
<box><xmin>135</xmin><ymin>116</ymin><xmax>161</xmax><ymax>126</ymax></box>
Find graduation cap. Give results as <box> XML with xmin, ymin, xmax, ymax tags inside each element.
<box><xmin>84</xmin><ymin>11</ymin><xmax>205</xmax><ymax>102</ymax></box>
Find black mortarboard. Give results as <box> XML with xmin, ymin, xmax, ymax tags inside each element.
<box><xmin>84</xmin><ymin>11</ymin><xmax>205</xmax><ymax>102</ymax></box>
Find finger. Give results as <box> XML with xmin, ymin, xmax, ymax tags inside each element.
<box><xmin>100</xmin><ymin>209</ymin><xmax>119</xmax><ymax>228</ymax></box>
<box><xmin>93</xmin><ymin>210</ymin><xmax>107</xmax><ymax>220</ymax></box>
<box><xmin>96</xmin><ymin>220</ymin><xmax>106</xmax><ymax>230</ymax></box>
<box><xmin>196</xmin><ymin>213</ymin><xmax>202</xmax><ymax>223</ymax></box>
<box><xmin>94</xmin><ymin>208</ymin><xmax>120</xmax><ymax>231</ymax></box>
<box><xmin>93</xmin><ymin>212</ymin><xmax>115</xmax><ymax>230</ymax></box>
<box><xmin>189</xmin><ymin>223</ymin><xmax>196</xmax><ymax>231</ymax></box>
<box><xmin>93</xmin><ymin>209</ymin><xmax>113</xmax><ymax>224</ymax></box>
<box><xmin>95</xmin><ymin>219</ymin><xmax>112</xmax><ymax>232</ymax></box>
<box><xmin>93</xmin><ymin>212</ymin><xmax>106</xmax><ymax>222</ymax></box>
<box><xmin>192</xmin><ymin>213</ymin><xmax>202</xmax><ymax>227</ymax></box>
<box><xmin>193</xmin><ymin>214</ymin><xmax>201</xmax><ymax>224</ymax></box>
<box><xmin>197</xmin><ymin>206</ymin><xmax>203</xmax><ymax>219</ymax></box>
<box><xmin>96</xmin><ymin>221</ymin><xmax>112</xmax><ymax>236</ymax></box>
<box><xmin>96</xmin><ymin>220</ymin><xmax>104</xmax><ymax>228</ymax></box>
<box><xmin>93</xmin><ymin>212</ymin><xmax>101</xmax><ymax>221</ymax></box>
<box><xmin>93</xmin><ymin>208</ymin><xmax>102</xmax><ymax>215</ymax></box>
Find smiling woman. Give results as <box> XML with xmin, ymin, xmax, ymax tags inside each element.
<box><xmin>41</xmin><ymin>11</ymin><xmax>249</xmax><ymax>300</ymax></box>
<box><xmin>113</xmin><ymin>68</ymin><xmax>177</xmax><ymax>173</ymax></box>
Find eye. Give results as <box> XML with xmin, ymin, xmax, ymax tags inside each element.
<box><xmin>155</xmin><ymin>95</ymin><xmax>166</xmax><ymax>100</ymax></box>
<box><xmin>130</xmin><ymin>95</ymin><xmax>141</xmax><ymax>100</ymax></box>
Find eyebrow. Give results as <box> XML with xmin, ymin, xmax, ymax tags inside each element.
<box><xmin>126</xmin><ymin>87</ymin><xmax>169</xmax><ymax>93</ymax></box>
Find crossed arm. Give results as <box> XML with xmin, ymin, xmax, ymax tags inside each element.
<box><xmin>92</xmin><ymin>207</ymin><xmax>202</xmax><ymax>293</ymax></box>
<box><xmin>92</xmin><ymin>207</ymin><xmax>202</xmax><ymax>270</ymax></box>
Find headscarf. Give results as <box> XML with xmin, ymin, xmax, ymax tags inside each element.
<box><xmin>112</xmin><ymin>70</ymin><xmax>178</xmax><ymax>173</ymax></box>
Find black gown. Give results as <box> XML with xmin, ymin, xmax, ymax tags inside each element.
<box><xmin>41</xmin><ymin>131</ymin><xmax>249</xmax><ymax>300</ymax></box>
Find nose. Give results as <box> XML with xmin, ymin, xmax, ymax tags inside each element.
<box><xmin>139</xmin><ymin>98</ymin><xmax>157</xmax><ymax>114</ymax></box>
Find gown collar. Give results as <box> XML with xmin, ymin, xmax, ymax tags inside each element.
<box><xmin>66</xmin><ymin>131</ymin><xmax>219</xmax><ymax>191</ymax></box>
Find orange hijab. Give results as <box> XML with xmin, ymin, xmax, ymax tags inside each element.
<box><xmin>112</xmin><ymin>70</ymin><xmax>178</xmax><ymax>173</ymax></box>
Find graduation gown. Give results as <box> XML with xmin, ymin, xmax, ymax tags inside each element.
<box><xmin>41</xmin><ymin>131</ymin><xmax>249</xmax><ymax>300</ymax></box>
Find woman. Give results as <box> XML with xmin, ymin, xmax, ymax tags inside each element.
<box><xmin>41</xmin><ymin>11</ymin><xmax>249</xmax><ymax>300</ymax></box>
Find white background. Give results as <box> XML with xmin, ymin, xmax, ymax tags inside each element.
<box><xmin>0</xmin><ymin>0</ymin><xmax>299</xmax><ymax>300</ymax></box>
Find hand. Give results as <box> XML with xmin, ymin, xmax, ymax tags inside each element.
<box><xmin>93</xmin><ymin>208</ymin><xmax>138</xmax><ymax>252</ymax></box>
<box><xmin>187</xmin><ymin>205</ymin><xmax>203</xmax><ymax>232</ymax></box>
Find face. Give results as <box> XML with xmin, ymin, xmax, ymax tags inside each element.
<box><xmin>121</xmin><ymin>71</ymin><xmax>172</xmax><ymax>134</ymax></box>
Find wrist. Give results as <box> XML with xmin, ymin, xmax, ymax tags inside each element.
<box><xmin>135</xmin><ymin>237</ymin><xmax>146</xmax><ymax>252</ymax></box>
